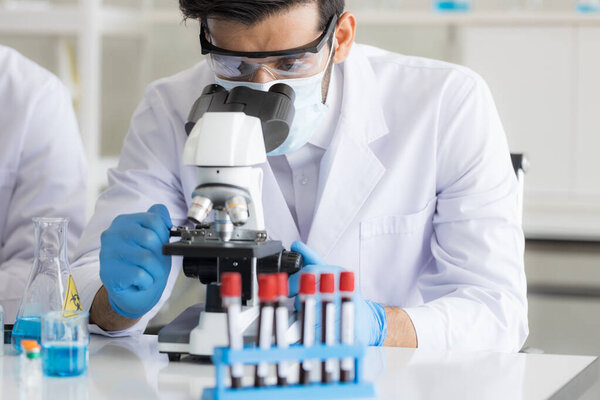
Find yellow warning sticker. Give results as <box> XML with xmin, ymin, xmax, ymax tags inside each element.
<box><xmin>63</xmin><ymin>274</ymin><xmax>83</xmax><ymax>311</ymax></box>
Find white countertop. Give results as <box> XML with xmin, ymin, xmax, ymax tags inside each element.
<box><xmin>1</xmin><ymin>335</ymin><xmax>598</xmax><ymax>400</ymax></box>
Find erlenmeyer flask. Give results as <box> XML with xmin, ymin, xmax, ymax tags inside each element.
<box><xmin>12</xmin><ymin>218</ymin><xmax>82</xmax><ymax>352</ymax></box>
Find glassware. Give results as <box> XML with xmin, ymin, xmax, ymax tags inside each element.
<box><xmin>41</xmin><ymin>311</ymin><xmax>89</xmax><ymax>377</ymax></box>
<box><xmin>433</xmin><ymin>0</ymin><xmax>472</xmax><ymax>12</ymax></box>
<box><xmin>12</xmin><ymin>218</ymin><xmax>82</xmax><ymax>352</ymax></box>
<box><xmin>577</xmin><ymin>0</ymin><xmax>599</xmax><ymax>12</ymax></box>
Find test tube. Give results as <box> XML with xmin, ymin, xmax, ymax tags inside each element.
<box><xmin>320</xmin><ymin>273</ymin><xmax>336</xmax><ymax>383</ymax></box>
<box><xmin>221</xmin><ymin>272</ymin><xmax>243</xmax><ymax>389</ymax></box>
<box><xmin>274</xmin><ymin>273</ymin><xmax>289</xmax><ymax>386</ymax></box>
<box><xmin>255</xmin><ymin>274</ymin><xmax>276</xmax><ymax>387</ymax></box>
<box><xmin>339</xmin><ymin>272</ymin><xmax>355</xmax><ymax>383</ymax></box>
<box><xmin>299</xmin><ymin>273</ymin><xmax>316</xmax><ymax>385</ymax></box>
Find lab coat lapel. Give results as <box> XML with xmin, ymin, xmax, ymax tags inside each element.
<box><xmin>260</xmin><ymin>162</ymin><xmax>301</xmax><ymax>247</ymax></box>
<box><xmin>307</xmin><ymin>45</ymin><xmax>389</xmax><ymax>258</ymax></box>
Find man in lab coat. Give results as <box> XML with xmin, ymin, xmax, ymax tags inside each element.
<box><xmin>72</xmin><ymin>0</ymin><xmax>528</xmax><ymax>350</ymax></box>
<box><xmin>0</xmin><ymin>46</ymin><xmax>88</xmax><ymax>323</ymax></box>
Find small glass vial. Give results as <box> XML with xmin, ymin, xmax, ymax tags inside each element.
<box><xmin>577</xmin><ymin>0</ymin><xmax>599</xmax><ymax>12</ymax></box>
<box><xmin>20</xmin><ymin>339</ymin><xmax>42</xmax><ymax>400</ymax></box>
<box><xmin>21</xmin><ymin>340</ymin><xmax>42</xmax><ymax>383</ymax></box>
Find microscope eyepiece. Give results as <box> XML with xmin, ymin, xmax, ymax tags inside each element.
<box><xmin>269</xmin><ymin>83</ymin><xmax>296</xmax><ymax>103</ymax></box>
<box><xmin>202</xmin><ymin>84</ymin><xmax>227</xmax><ymax>96</ymax></box>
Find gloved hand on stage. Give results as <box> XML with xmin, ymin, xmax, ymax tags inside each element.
<box><xmin>288</xmin><ymin>241</ymin><xmax>387</xmax><ymax>346</ymax></box>
<box><xmin>99</xmin><ymin>204</ymin><xmax>172</xmax><ymax>319</ymax></box>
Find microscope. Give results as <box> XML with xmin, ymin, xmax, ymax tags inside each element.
<box><xmin>157</xmin><ymin>83</ymin><xmax>303</xmax><ymax>361</ymax></box>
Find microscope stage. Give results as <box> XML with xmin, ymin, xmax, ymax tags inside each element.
<box><xmin>163</xmin><ymin>239</ymin><xmax>283</xmax><ymax>259</ymax></box>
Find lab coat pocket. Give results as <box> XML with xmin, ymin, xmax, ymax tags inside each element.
<box><xmin>0</xmin><ymin>169</ymin><xmax>17</xmax><ymax>235</ymax></box>
<box><xmin>359</xmin><ymin>198</ymin><xmax>436</xmax><ymax>306</ymax></box>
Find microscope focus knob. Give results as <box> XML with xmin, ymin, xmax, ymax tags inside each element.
<box><xmin>258</xmin><ymin>250</ymin><xmax>304</xmax><ymax>275</ymax></box>
<box><xmin>280</xmin><ymin>251</ymin><xmax>304</xmax><ymax>274</ymax></box>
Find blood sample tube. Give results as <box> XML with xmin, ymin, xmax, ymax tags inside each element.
<box><xmin>274</xmin><ymin>273</ymin><xmax>290</xmax><ymax>386</ymax></box>
<box><xmin>299</xmin><ymin>273</ymin><xmax>316</xmax><ymax>385</ymax></box>
<box><xmin>339</xmin><ymin>271</ymin><xmax>355</xmax><ymax>383</ymax></box>
<box><xmin>275</xmin><ymin>272</ymin><xmax>289</xmax><ymax>386</ymax></box>
<box><xmin>255</xmin><ymin>274</ymin><xmax>276</xmax><ymax>387</ymax></box>
<box><xmin>221</xmin><ymin>272</ymin><xmax>243</xmax><ymax>389</ymax></box>
<box><xmin>320</xmin><ymin>273</ymin><xmax>336</xmax><ymax>383</ymax></box>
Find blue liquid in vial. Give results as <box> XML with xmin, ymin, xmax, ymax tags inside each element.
<box><xmin>42</xmin><ymin>343</ymin><xmax>88</xmax><ymax>377</ymax></box>
<box><xmin>12</xmin><ymin>316</ymin><xmax>41</xmax><ymax>352</ymax></box>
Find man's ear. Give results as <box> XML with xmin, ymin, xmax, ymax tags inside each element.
<box><xmin>333</xmin><ymin>12</ymin><xmax>356</xmax><ymax>64</ymax></box>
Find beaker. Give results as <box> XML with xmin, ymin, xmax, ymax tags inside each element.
<box><xmin>42</xmin><ymin>311</ymin><xmax>89</xmax><ymax>377</ymax></box>
<box><xmin>12</xmin><ymin>218</ymin><xmax>82</xmax><ymax>352</ymax></box>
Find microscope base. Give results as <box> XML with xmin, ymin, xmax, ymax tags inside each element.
<box><xmin>157</xmin><ymin>303</ymin><xmax>259</xmax><ymax>359</ymax></box>
<box><xmin>158</xmin><ymin>301</ymin><xmax>301</xmax><ymax>361</ymax></box>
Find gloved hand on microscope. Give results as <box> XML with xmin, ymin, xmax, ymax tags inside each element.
<box><xmin>288</xmin><ymin>241</ymin><xmax>388</xmax><ymax>346</ymax></box>
<box><xmin>99</xmin><ymin>204</ymin><xmax>173</xmax><ymax>320</ymax></box>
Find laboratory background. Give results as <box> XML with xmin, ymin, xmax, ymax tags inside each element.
<box><xmin>3</xmin><ymin>0</ymin><xmax>600</xmax><ymax>359</ymax></box>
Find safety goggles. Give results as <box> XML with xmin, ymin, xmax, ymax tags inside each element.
<box><xmin>200</xmin><ymin>15</ymin><xmax>337</xmax><ymax>80</ymax></box>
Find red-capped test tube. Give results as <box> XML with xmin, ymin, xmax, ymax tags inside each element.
<box><xmin>299</xmin><ymin>273</ymin><xmax>316</xmax><ymax>385</ymax></box>
<box><xmin>255</xmin><ymin>274</ymin><xmax>276</xmax><ymax>387</ymax></box>
<box><xmin>221</xmin><ymin>272</ymin><xmax>243</xmax><ymax>389</ymax></box>
<box><xmin>339</xmin><ymin>271</ymin><xmax>355</xmax><ymax>383</ymax></box>
<box><xmin>320</xmin><ymin>273</ymin><xmax>336</xmax><ymax>383</ymax></box>
<box><xmin>274</xmin><ymin>273</ymin><xmax>290</xmax><ymax>386</ymax></box>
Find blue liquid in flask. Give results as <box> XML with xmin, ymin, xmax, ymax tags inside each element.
<box><xmin>12</xmin><ymin>316</ymin><xmax>41</xmax><ymax>352</ymax></box>
<box><xmin>42</xmin><ymin>343</ymin><xmax>88</xmax><ymax>377</ymax></box>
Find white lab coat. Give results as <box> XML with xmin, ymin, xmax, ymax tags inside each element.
<box><xmin>0</xmin><ymin>46</ymin><xmax>88</xmax><ymax>323</ymax></box>
<box><xmin>72</xmin><ymin>44</ymin><xmax>528</xmax><ymax>351</ymax></box>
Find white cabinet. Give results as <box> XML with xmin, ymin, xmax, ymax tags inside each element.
<box><xmin>462</xmin><ymin>26</ymin><xmax>576</xmax><ymax>195</ymax></box>
<box><xmin>461</xmin><ymin>25</ymin><xmax>600</xmax><ymax>239</ymax></box>
<box><xmin>575</xmin><ymin>27</ymin><xmax>600</xmax><ymax>197</ymax></box>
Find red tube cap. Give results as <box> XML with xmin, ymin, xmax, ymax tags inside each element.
<box><xmin>320</xmin><ymin>273</ymin><xmax>335</xmax><ymax>294</ymax></box>
<box><xmin>258</xmin><ymin>274</ymin><xmax>277</xmax><ymax>302</ymax></box>
<box><xmin>221</xmin><ymin>272</ymin><xmax>241</xmax><ymax>297</ymax></box>
<box><xmin>340</xmin><ymin>271</ymin><xmax>355</xmax><ymax>292</ymax></box>
<box><xmin>299</xmin><ymin>273</ymin><xmax>316</xmax><ymax>295</ymax></box>
<box><xmin>275</xmin><ymin>273</ymin><xmax>289</xmax><ymax>297</ymax></box>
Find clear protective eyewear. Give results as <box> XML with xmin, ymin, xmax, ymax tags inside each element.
<box><xmin>200</xmin><ymin>15</ymin><xmax>337</xmax><ymax>81</ymax></box>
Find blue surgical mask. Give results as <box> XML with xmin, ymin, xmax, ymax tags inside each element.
<box><xmin>215</xmin><ymin>66</ymin><xmax>331</xmax><ymax>156</ymax></box>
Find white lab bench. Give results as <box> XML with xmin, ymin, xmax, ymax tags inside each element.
<box><xmin>1</xmin><ymin>334</ymin><xmax>598</xmax><ymax>400</ymax></box>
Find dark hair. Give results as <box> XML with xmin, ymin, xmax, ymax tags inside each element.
<box><xmin>179</xmin><ymin>0</ymin><xmax>344</xmax><ymax>31</ymax></box>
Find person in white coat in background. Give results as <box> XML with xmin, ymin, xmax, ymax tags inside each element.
<box><xmin>72</xmin><ymin>0</ymin><xmax>528</xmax><ymax>351</ymax></box>
<box><xmin>0</xmin><ymin>45</ymin><xmax>88</xmax><ymax>323</ymax></box>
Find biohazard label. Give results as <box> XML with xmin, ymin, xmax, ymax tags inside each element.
<box><xmin>63</xmin><ymin>274</ymin><xmax>82</xmax><ymax>311</ymax></box>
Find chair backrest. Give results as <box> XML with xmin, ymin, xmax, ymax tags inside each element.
<box><xmin>510</xmin><ymin>153</ymin><xmax>528</xmax><ymax>224</ymax></box>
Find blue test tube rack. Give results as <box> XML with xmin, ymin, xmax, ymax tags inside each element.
<box><xmin>201</xmin><ymin>343</ymin><xmax>377</xmax><ymax>400</ymax></box>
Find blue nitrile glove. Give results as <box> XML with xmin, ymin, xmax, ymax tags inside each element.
<box><xmin>288</xmin><ymin>241</ymin><xmax>387</xmax><ymax>346</ymax></box>
<box><xmin>99</xmin><ymin>204</ymin><xmax>172</xmax><ymax>319</ymax></box>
